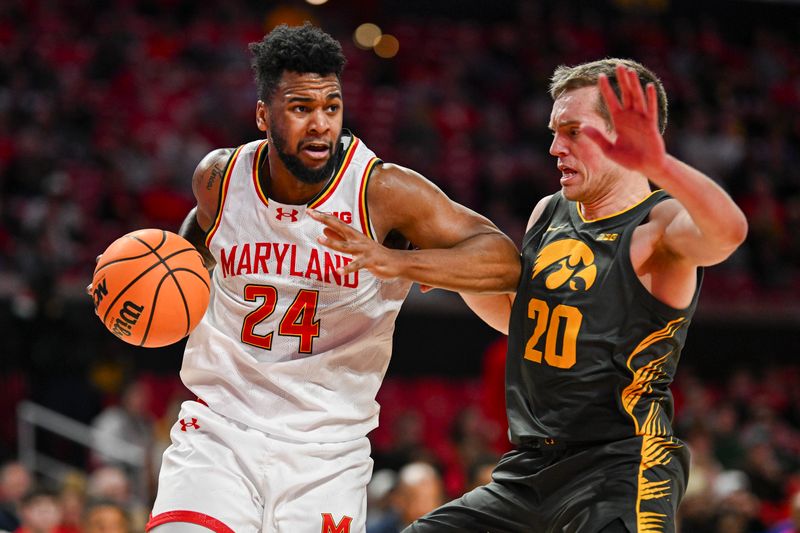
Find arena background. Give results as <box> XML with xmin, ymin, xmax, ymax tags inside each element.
<box><xmin>0</xmin><ymin>0</ymin><xmax>799</xmax><ymax>531</ymax></box>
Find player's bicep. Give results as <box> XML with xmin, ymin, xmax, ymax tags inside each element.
<box><xmin>369</xmin><ymin>164</ymin><xmax>500</xmax><ymax>249</ymax></box>
<box><xmin>659</xmin><ymin>202</ymin><xmax>729</xmax><ymax>266</ymax></box>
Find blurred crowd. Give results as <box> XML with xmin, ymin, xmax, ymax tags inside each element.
<box><xmin>0</xmin><ymin>0</ymin><xmax>800</xmax><ymax>309</ymax></box>
<box><xmin>1</xmin><ymin>353</ymin><xmax>799</xmax><ymax>532</ymax></box>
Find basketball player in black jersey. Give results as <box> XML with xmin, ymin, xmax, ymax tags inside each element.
<box><xmin>317</xmin><ymin>59</ymin><xmax>748</xmax><ymax>532</ymax></box>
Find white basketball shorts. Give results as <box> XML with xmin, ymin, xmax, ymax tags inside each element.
<box><xmin>146</xmin><ymin>400</ymin><xmax>372</xmax><ymax>532</ymax></box>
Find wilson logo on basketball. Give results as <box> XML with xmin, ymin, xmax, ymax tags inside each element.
<box><xmin>111</xmin><ymin>301</ymin><xmax>145</xmax><ymax>338</ymax></box>
<box><xmin>532</xmin><ymin>239</ymin><xmax>597</xmax><ymax>291</ymax></box>
<box><xmin>92</xmin><ymin>278</ymin><xmax>108</xmax><ymax>310</ymax></box>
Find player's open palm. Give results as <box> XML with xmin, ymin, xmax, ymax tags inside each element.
<box><xmin>581</xmin><ymin>65</ymin><xmax>666</xmax><ymax>177</ymax></box>
<box><xmin>307</xmin><ymin>209</ymin><xmax>400</xmax><ymax>281</ymax></box>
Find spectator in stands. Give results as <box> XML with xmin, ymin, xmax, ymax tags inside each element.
<box><xmin>13</xmin><ymin>488</ymin><xmax>70</xmax><ymax>533</ymax></box>
<box><xmin>85</xmin><ymin>467</ymin><xmax>145</xmax><ymax>533</ymax></box>
<box><xmin>0</xmin><ymin>462</ymin><xmax>32</xmax><ymax>532</ymax></box>
<box><xmin>82</xmin><ymin>499</ymin><xmax>130</xmax><ymax>533</ymax></box>
<box><xmin>368</xmin><ymin>462</ymin><xmax>445</xmax><ymax>533</ymax></box>
<box><xmin>90</xmin><ymin>379</ymin><xmax>154</xmax><ymax>504</ymax></box>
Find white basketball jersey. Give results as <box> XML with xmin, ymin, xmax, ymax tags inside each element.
<box><xmin>181</xmin><ymin>133</ymin><xmax>412</xmax><ymax>443</ymax></box>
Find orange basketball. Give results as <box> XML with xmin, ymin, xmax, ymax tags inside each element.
<box><xmin>91</xmin><ymin>229</ymin><xmax>210</xmax><ymax>348</ymax></box>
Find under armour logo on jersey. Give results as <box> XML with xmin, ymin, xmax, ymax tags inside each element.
<box><xmin>179</xmin><ymin>418</ymin><xmax>200</xmax><ymax>431</ymax></box>
<box><xmin>321</xmin><ymin>514</ymin><xmax>352</xmax><ymax>533</ymax></box>
<box><xmin>275</xmin><ymin>208</ymin><xmax>299</xmax><ymax>222</ymax></box>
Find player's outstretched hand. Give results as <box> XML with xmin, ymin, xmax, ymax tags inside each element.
<box><xmin>581</xmin><ymin>64</ymin><xmax>666</xmax><ymax>177</ymax></box>
<box><xmin>307</xmin><ymin>209</ymin><xmax>400</xmax><ymax>280</ymax></box>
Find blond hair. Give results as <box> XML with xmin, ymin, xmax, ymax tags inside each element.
<box><xmin>549</xmin><ymin>58</ymin><xmax>668</xmax><ymax>134</ymax></box>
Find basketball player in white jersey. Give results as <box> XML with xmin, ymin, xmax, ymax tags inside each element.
<box><xmin>141</xmin><ymin>23</ymin><xmax>520</xmax><ymax>533</ymax></box>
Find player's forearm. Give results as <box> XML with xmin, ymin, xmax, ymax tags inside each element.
<box><xmin>650</xmin><ymin>155</ymin><xmax>748</xmax><ymax>253</ymax></box>
<box><xmin>180</xmin><ymin>207</ymin><xmax>216</xmax><ymax>270</ymax></box>
<box><xmin>460</xmin><ymin>292</ymin><xmax>514</xmax><ymax>334</ymax></box>
<box><xmin>395</xmin><ymin>233</ymin><xmax>520</xmax><ymax>293</ymax></box>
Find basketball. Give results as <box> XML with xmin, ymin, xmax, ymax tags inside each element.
<box><xmin>91</xmin><ymin>229</ymin><xmax>210</xmax><ymax>348</ymax></box>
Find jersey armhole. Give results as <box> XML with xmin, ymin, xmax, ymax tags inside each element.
<box><xmin>204</xmin><ymin>145</ymin><xmax>244</xmax><ymax>249</ymax></box>
<box><xmin>521</xmin><ymin>193</ymin><xmax>562</xmax><ymax>249</ymax></box>
<box><xmin>358</xmin><ymin>157</ymin><xmax>383</xmax><ymax>241</ymax></box>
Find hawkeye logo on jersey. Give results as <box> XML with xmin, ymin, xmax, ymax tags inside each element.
<box><xmin>532</xmin><ymin>239</ymin><xmax>597</xmax><ymax>291</ymax></box>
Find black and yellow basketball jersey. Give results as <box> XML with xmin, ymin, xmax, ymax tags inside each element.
<box><xmin>506</xmin><ymin>190</ymin><xmax>703</xmax><ymax>445</ymax></box>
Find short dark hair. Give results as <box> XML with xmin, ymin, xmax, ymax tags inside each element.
<box><xmin>549</xmin><ymin>58</ymin><xmax>668</xmax><ymax>134</ymax></box>
<box><xmin>249</xmin><ymin>22</ymin><xmax>346</xmax><ymax>102</ymax></box>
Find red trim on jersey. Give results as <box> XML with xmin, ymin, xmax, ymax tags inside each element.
<box><xmin>205</xmin><ymin>145</ymin><xmax>245</xmax><ymax>249</ymax></box>
<box><xmin>146</xmin><ymin>510</ymin><xmax>235</xmax><ymax>533</ymax></box>
<box><xmin>308</xmin><ymin>137</ymin><xmax>360</xmax><ymax>210</ymax></box>
<box><xmin>358</xmin><ymin>157</ymin><xmax>380</xmax><ymax>240</ymax></box>
<box><xmin>251</xmin><ymin>140</ymin><xmax>270</xmax><ymax>207</ymax></box>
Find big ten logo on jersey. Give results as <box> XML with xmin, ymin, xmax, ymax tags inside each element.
<box><xmin>321</xmin><ymin>513</ymin><xmax>352</xmax><ymax>533</ymax></box>
<box><xmin>329</xmin><ymin>211</ymin><xmax>352</xmax><ymax>224</ymax></box>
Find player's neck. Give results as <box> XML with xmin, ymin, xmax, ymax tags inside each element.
<box><xmin>262</xmin><ymin>151</ymin><xmax>329</xmax><ymax>205</ymax></box>
<box><xmin>578</xmin><ymin>180</ymin><xmax>652</xmax><ymax>221</ymax></box>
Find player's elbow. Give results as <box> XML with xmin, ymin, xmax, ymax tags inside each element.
<box><xmin>729</xmin><ymin>210</ymin><xmax>749</xmax><ymax>248</ymax></box>
<box><xmin>706</xmin><ymin>211</ymin><xmax>749</xmax><ymax>265</ymax></box>
<box><xmin>719</xmin><ymin>209</ymin><xmax>749</xmax><ymax>258</ymax></box>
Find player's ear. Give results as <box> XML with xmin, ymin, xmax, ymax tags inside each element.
<box><xmin>256</xmin><ymin>100</ymin><xmax>269</xmax><ymax>132</ymax></box>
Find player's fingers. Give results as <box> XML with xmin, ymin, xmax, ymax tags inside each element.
<box><xmin>337</xmin><ymin>258</ymin><xmax>363</xmax><ymax>276</ymax></box>
<box><xmin>627</xmin><ymin>68</ymin><xmax>646</xmax><ymax>113</ymax></box>
<box><xmin>581</xmin><ymin>125</ymin><xmax>614</xmax><ymax>152</ymax></box>
<box><xmin>597</xmin><ymin>74</ymin><xmax>621</xmax><ymax>114</ymax></box>
<box><xmin>96</xmin><ymin>255</ymin><xmax>102</xmax><ymax>263</ymax></box>
<box><xmin>322</xmin><ymin>226</ymin><xmax>348</xmax><ymax>242</ymax></box>
<box><xmin>307</xmin><ymin>208</ymin><xmax>358</xmax><ymax>236</ymax></box>
<box><xmin>646</xmin><ymin>83</ymin><xmax>658</xmax><ymax>123</ymax></box>
<box><xmin>615</xmin><ymin>65</ymin><xmax>631</xmax><ymax>109</ymax></box>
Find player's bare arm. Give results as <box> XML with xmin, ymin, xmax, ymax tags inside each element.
<box><xmin>457</xmin><ymin>194</ymin><xmax>553</xmax><ymax>334</ymax></box>
<box><xmin>582</xmin><ymin>65</ymin><xmax>747</xmax><ymax>304</ymax></box>
<box><xmin>308</xmin><ymin>163</ymin><xmax>520</xmax><ymax>293</ymax></box>
<box><xmin>178</xmin><ymin>148</ymin><xmax>235</xmax><ymax>270</ymax></box>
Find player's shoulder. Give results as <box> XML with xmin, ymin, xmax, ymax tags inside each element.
<box><xmin>365</xmin><ymin>162</ymin><xmax>435</xmax><ymax>202</ymax></box>
<box><xmin>646</xmin><ymin>196</ymin><xmax>683</xmax><ymax>226</ymax></box>
<box><xmin>192</xmin><ymin>147</ymin><xmax>237</xmax><ymax>216</ymax></box>
<box><xmin>196</xmin><ymin>148</ymin><xmax>237</xmax><ymax>175</ymax></box>
<box><xmin>526</xmin><ymin>193</ymin><xmax>557</xmax><ymax>232</ymax></box>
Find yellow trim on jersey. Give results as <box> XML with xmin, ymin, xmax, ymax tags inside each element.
<box><xmin>358</xmin><ymin>157</ymin><xmax>381</xmax><ymax>240</ymax></box>
<box><xmin>634</xmin><ymin>434</ymin><xmax>684</xmax><ymax>532</ymax></box>
<box><xmin>576</xmin><ymin>189</ymin><xmax>664</xmax><ymax>223</ymax></box>
<box><xmin>205</xmin><ymin>145</ymin><xmax>245</xmax><ymax>248</ymax></box>
<box><xmin>308</xmin><ymin>136</ymin><xmax>360</xmax><ymax>209</ymax></box>
<box><xmin>621</xmin><ymin>318</ymin><xmax>687</xmax><ymax>533</ymax></box>
<box><xmin>252</xmin><ymin>140</ymin><xmax>270</xmax><ymax>207</ymax></box>
<box><xmin>621</xmin><ymin>317</ymin><xmax>685</xmax><ymax>435</ymax></box>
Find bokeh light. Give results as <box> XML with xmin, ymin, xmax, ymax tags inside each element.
<box><xmin>373</xmin><ymin>34</ymin><xmax>399</xmax><ymax>58</ymax></box>
<box><xmin>353</xmin><ymin>22</ymin><xmax>382</xmax><ymax>49</ymax></box>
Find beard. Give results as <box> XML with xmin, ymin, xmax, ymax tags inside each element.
<box><xmin>269</xmin><ymin>119</ymin><xmax>342</xmax><ymax>185</ymax></box>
